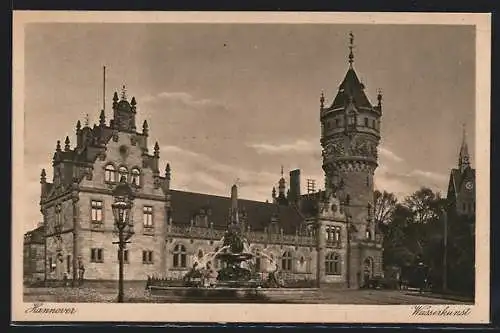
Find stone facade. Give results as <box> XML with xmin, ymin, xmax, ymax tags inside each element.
<box><xmin>28</xmin><ymin>33</ymin><xmax>385</xmax><ymax>288</ymax></box>
<box><xmin>23</xmin><ymin>225</ymin><xmax>45</xmax><ymax>282</ymax></box>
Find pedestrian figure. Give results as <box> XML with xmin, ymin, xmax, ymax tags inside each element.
<box><xmin>78</xmin><ymin>258</ymin><xmax>85</xmax><ymax>286</ymax></box>
<box><xmin>63</xmin><ymin>272</ymin><xmax>69</xmax><ymax>287</ymax></box>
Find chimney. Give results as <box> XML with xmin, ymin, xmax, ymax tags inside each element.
<box><xmin>289</xmin><ymin>169</ymin><xmax>301</xmax><ymax>203</ymax></box>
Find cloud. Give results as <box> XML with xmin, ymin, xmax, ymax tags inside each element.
<box><xmin>379</xmin><ymin>146</ymin><xmax>404</xmax><ymax>163</ymax></box>
<box><xmin>246</xmin><ymin>139</ymin><xmax>319</xmax><ymax>155</ymax></box>
<box><xmin>409</xmin><ymin>169</ymin><xmax>447</xmax><ymax>182</ymax></box>
<box><xmin>159</xmin><ymin>144</ymin><xmax>279</xmax><ymax>201</ymax></box>
<box><xmin>141</xmin><ymin>92</ymin><xmax>216</xmax><ymax>109</ymax></box>
<box><xmin>374</xmin><ymin>164</ymin><xmax>447</xmax><ymax>199</ymax></box>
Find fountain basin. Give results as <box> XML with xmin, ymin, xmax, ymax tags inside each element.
<box><xmin>147</xmin><ymin>285</ymin><xmax>320</xmax><ymax>303</ymax></box>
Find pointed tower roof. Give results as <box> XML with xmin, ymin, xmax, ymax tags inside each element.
<box><xmin>329</xmin><ymin>32</ymin><xmax>374</xmax><ymax>110</ymax></box>
<box><xmin>459</xmin><ymin>123</ymin><xmax>471</xmax><ymax>172</ymax></box>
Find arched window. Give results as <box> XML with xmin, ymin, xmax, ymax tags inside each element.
<box><xmin>325</xmin><ymin>252</ymin><xmax>341</xmax><ymax>275</ymax></box>
<box><xmin>334</xmin><ymin>227</ymin><xmax>341</xmax><ymax>242</ymax></box>
<box><xmin>197</xmin><ymin>249</ymin><xmax>204</xmax><ymax>260</ymax></box>
<box><xmin>281</xmin><ymin>251</ymin><xmax>293</xmax><ymax>272</ymax></box>
<box><xmin>173</xmin><ymin>244</ymin><xmax>187</xmax><ymax>268</ymax></box>
<box><xmin>131</xmin><ymin>168</ymin><xmax>140</xmax><ymax>186</ymax></box>
<box><xmin>118</xmin><ymin>166</ymin><xmax>128</xmax><ymax>182</ymax></box>
<box><xmin>105</xmin><ymin>164</ymin><xmax>116</xmax><ymax>182</ymax></box>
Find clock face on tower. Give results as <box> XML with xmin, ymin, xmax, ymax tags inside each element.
<box><xmin>465</xmin><ymin>181</ymin><xmax>474</xmax><ymax>190</ymax></box>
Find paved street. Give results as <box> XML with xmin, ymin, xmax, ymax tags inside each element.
<box><xmin>24</xmin><ymin>286</ymin><xmax>472</xmax><ymax>304</ymax></box>
<box><xmin>286</xmin><ymin>289</ymin><xmax>472</xmax><ymax>304</ymax></box>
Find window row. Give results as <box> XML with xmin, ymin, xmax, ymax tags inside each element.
<box><xmin>324</xmin><ymin>117</ymin><xmax>380</xmax><ymax>131</ymax></box>
<box><xmin>104</xmin><ymin>165</ymin><xmax>141</xmax><ymax>185</ymax></box>
<box><xmin>171</xmin><ymin>247</ymin><xmax>310</xmax><ymax>273</ymax></box>
<box><xmin>326</xmin><ymin>226</ymin><xmax>342</xmax><ymax>243</ymax></box>
<box><xmin>91</xmin><ymin>200</ymin><xmax>155</xmax><ymax>230</ymax></box>
<box><xmin>89</xmin><ymin>248</ymin><xmax>155</xmax><ymax>264</ymax></box>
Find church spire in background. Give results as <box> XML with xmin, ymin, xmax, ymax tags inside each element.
<box><xmin>459</xmin><ymin>123</ymin><xmax>471</xmax><ymax>172</ymax></box>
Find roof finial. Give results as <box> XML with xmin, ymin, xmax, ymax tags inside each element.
<box><xmin>281</xmin><ymin>165</ymin><xmax>284</xmax><ymax>178</ymax></box>
<box><xmin>348</xmin><ymin>31</ymin><xmax>355</xmax><ymax>67</ymax></box>
<box><xmin>320</xmin><ymin>91</ymin><xmax>325</xmax><ymax>109</ymax></box>
<box><xmin>84</xmin><ymin>114</ymin><xmax>89</xmax><ymax>127</ymax></box>
<box><xmin>377</xmin><ymin>88</ymin><xmax>383</xmax><ymax>106</ymax></box>
<box><xmin>120</xmin><ymin>85</ymin><xmax>127</xmax><ymax>101</ymax></box>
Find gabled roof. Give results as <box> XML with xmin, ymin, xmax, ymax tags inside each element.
<box><xmin>169</xmin><ymin>189</ymin><xmax>305</xmax><ymax>234</ymax></box>
<box><xmin>330</xmin><ymin>67</ymin><xmax>373</xmax><ymax>110</ymax></box>
<box><xmin>24</xmin><ymin>225</ymin><xmax>44</xmax><ymax>244</ymax></box>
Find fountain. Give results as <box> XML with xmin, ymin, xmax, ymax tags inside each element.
<box><xmin>183</xmin><ymin>222</ymin><xmax>265</xmax><ymax>289</ymax></box>
<box><xmin>146</xmin><ymin>221</ymin><xmax>318</xmax><ymax>302</ymax></box>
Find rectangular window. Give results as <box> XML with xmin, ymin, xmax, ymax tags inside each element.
<box><xmin>91</xmin><ymin>200</ymin><xmax>103</xmax><ymax>224</ymax></box>
<box><xmin>66</xmin><ymin>255</ymin><xmax>71</xmax><ymax>274</ymax></box>
<box><xmin>364</xmin><ymin>117</ymin><xmax>369</xmax><ymax>127</ymax></box>
<box><xmin>48</xmin><ymin>257</ymin><xmax>54</xmax><ymax>272</ymax></box>
<box><xmin>143</xmin><ymin>206</ymin><xmax>154</xmax><ymax>228</ymax></box>
<box><xmin>90</xmin><ymin>248</ymin><xmax>104</xmax><ymax>263</ymax></box>
<box><xmin>118</xmin><ymin>249</ymin><xmax>129</xmax><ymax>264</ymax></box>
<box><xmin>142</xmin><ymin>250</ymin><xmax>154</xmax><ymax>264</ymax></box>
<box><xmin>335</xmin><ymin>118</ymin><xmax>341</xmax><ymax>127</ymax></box>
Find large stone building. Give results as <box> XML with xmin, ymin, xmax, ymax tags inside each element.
<box><xmin>28</xmin><ymin>34</ymin><xmax>384</xmax><ymax>288</ymax></box>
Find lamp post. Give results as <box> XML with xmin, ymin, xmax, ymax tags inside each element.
<box><xmin>111</xmin><ymin>176</ymin><xmax>134</xmax><ymax>303</ymax></box>
<box><xmin>441</xmin><ymin>207</ymin><xmax>448</xmax><ymax>293</ymax></box>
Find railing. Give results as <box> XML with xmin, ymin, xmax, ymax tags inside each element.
<box><xmin>167</xmin><ymin>224</ymin><xmax>315</xmax><ymax>246</ymax></box>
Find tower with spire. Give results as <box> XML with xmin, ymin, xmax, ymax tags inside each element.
<box><xmin>318</xmin><ymin>32</ymin><xmax>383</xmax><ymax>286</ymax></box>
<box><xmin>447</xmin><ymin>124</ymin><xmax>475</xmax><ymax>217</ymax></box>
<box><xmin>320</xmin><ymin>32</ymin><xmax>382</xmax><ymax>239</ymax></box>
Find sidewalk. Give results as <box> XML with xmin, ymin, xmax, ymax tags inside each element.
<box><xmin>404</xmin><ymin>291</ymin><xmax>474</xmax><ymax>303</ymax></box>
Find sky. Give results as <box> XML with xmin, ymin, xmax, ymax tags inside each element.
<box><xmin>23</xmin><ymin>23</ymin><xmax>476</xmax><ymax>232</ymax></box>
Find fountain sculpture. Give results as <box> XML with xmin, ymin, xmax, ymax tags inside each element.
<box><xmin>183</xmin><ymin>221</ymin><xmax>279</xmax><ymax>289</ymax></box>
<box><xmin>146</xmin><ymin>217</ymin><xmax>318</xmax><ymax>302</ymax></box>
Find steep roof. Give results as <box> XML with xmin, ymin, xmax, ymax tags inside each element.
<box><xmin>24</xmin><ymin>225</ymin><xmax>44</xmax><ymax>244</ymax></box>
<box><xmin>330</xmin><ymin>67</ymin><xmax>373</xmax><ymax>110</ymax></box>
<box><xmin>169</xmin><ymin>189</ymin><xmax>305</xmax><ymax>234</ymax></box>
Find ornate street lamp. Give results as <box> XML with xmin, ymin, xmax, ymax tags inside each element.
<box><xmin>111</xmin><ymin>176</ymin><xmax>135</xmax><ymax>303</ymax></box>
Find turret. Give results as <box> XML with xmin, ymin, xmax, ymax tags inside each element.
<box><xmin>276</xmin><ymin>166</ymin><xmax>288</xmax><ymax>206</ymax></box>
<box><xmin>99</xmin><ymin>109</ymin><xmax>106</xmax><ymax>127</ymax></box>
<box><xmin>64</xmin><ymin>136</ymin><xmax>70</xmax><ymax>151</ymax></box>
<box><xmin>152</xmin><ymin>141</ymin><xmax>160</xmax><ymax>188</ymax></box>
<box><xmin>163</xmin><ymin>163</ymin><xmax>171</xmax><ymax>190</ymax></box>
<box><xmin>111</xmin><ymin>85</ymin><xmax>137</xmax><ymax>132</ymax></box>
<box><xmin>40</xmin><ymin>168</ymin><xmax>48</xmax><ymax>200</ymax></box>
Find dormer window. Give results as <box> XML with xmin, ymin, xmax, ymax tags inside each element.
<box><xmin>118</xmin><ymin>166</ymin><xmax>128</xmax><ymax>182</ymax></box>
<box><xmin>105</xmin><ymin>164</ymin><xmax>116</xmax><ymax>183</ymax></box>
<box><xmin>131</xmin><ymin>168</ymin><xmax>140</xmax><ymax>186</ymax></box>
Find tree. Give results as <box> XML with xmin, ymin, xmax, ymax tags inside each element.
<box><xmin>402</xmin><ymin>187</ymin><xmax>442</xmax><ymax>224</ymax></box>
<box><xmin>373</xmin><ymin>190</ymin><xmax>398</xmax><ymax>225</ymax></box>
